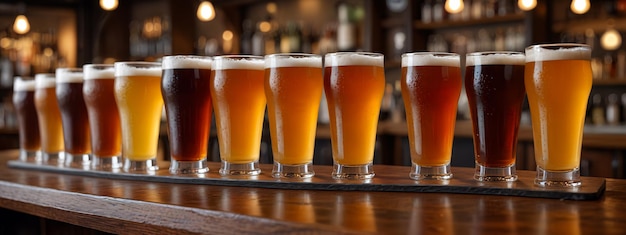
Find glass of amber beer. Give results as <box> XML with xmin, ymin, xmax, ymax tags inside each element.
<box><xmin>162</xmin><ymin>56</ymin><xmax>212</xmax><ymax>174</ymax></box>
<box><xmin>324</xmin><ymin>52</ymin><xmax>385</xmax><ymax>180</ymax></box>
<box><xmin>211</xmin><ymin>55</ymin><xmax>265</xmax><ymax>176</ymax></box>
<box><xmin>83</xmin><ymin>64</ymin><xmax>122</xmax><ymax>170</ymax></box>
<box><xmin>13</xmin><ymin>77</ymin><xmax>41</xmax><ymax>162</ymax></box>
<box><xmin>265</xmin><ymin>53</ymin><xmax>322</xmax><ymax>178</ymax></box>
<box><xmin>401</xmin><ymin>52</ymin><xmax>461</xmax><ymax>180</ymax></box>
<box><xmin>56</xmin><ymin>68</ymin><xmax>91</xmax><ymax>168</ymax></box>
<box><xmin>34</xmin><ymin>73</ymin><xmax>64</xmax><ymax>165</ymax></box>
<box><xmin>465</xmin><ymin>52</ymin><xmax>526</xmax><ymax>182</ymax></box>
<box><xmin>114</xmin><ymin>62</ymin><xmax>163</xmax><ymax>173</ymax></box>
<box><xmin>525</xmin><ymin>44</ymin><xmax>592</xmax><ymax>187</ymax></box>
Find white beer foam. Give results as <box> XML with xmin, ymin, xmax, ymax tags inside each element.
<box><xmin>466</xmin><ymin>53</ymin><xmax>525</xmax><ymax>66</ymax></box>
<box><xmin>83</xmin><ymin>64</ymin><xmax>115</xmax><ymax>80</ymax></box>
<box><xmin>265</xmin><ymin>55</ymin><xmax>321</xmax><ymax>68</ymax></box>
<box><xmin>402</xmin><ymin>54</ymin><xmax>460</xmax><ymax>67</ymax></box>
<box><xmin>526</xmin><ymin>45</ymin><xmax>591</xmax><ymax>62</ymax></box>
<box><xmin>35</xmin><ymin>73</ymin><xmax>57</xmax><ymax>88</ymax></box>
<box><xmin>162</xmin><ymin>56</ymin><xmax>212</xmax><ymax>70</ymax></box>
<box><xmin>114</xmin><ymin>62</ymin><xmax>162</xmax><ymax>77</ymax></box>
<box><xmin>56</xmin><ymin>68</ymin><xmax>84</xmax><ymax>83</ymax></box>
<box><xmin>13</xmin><ymin>77</ymin><xmax>36</xmax><ymax>91</ymax></box>
<box><xmin>213</xmin><ymin>57</ymin><xmax>264</xmax><ymax>70</ymax></box>
<box><xmin>324</xmin><ymin>53</ymin><xmax>383</xmax><ymax>67</ymax></box>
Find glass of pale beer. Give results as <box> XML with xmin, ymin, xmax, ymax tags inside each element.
<box><xmin>465</xmin><ymin>52</ymin><xmax>526</xmax><ymax>182</ymax></box>
<box><xmin>13</xmin><ymin>77</ymin><xmax>41</xmax><ymax>162</ymax></box>
<box><xmin>401</xmin><ymin>52</ymin><xmax>462</xmax><ymax>180</ymax></box>
<box><xmin>56</xmin><ymin>68</ymin><xmax>91</xmax><ymax>168</ymax></box>
<box><xmin>114</xmin><ymin>62</ymin><xmax>163</xmax><ymax>173</ymax></box>
<box><xmin>324</xmin><ymin>52</ymin><xmax>385</xmax><ymax>180</ymax></box>
<box><xmin>161</xmin><ymin>55</ymin><xmax>212</xmax><ymax>174</ymax></box>
<box><xmin>525</xmin><ymin>44</ymin><xmax>592</xmax><ymax>187</ymax></box>
<box><xmin>211</xmin><ymin>55</ymin><xmax>265</xmax><ymax>176</ymax></box>
<box><xmin>265</xmin><ymin>53</ymin><xmax>323</xmax><ymax>178</ymax></box>
<box><xmin>34</xmin><ymin>73</ymin><xmax>65</xmax><ymax>165</ymax></box>
<box><xmin>83</xmin><ymin>64</ymin><xmax>122</xmax><ymax>170</ymax></box>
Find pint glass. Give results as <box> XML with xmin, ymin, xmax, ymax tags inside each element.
<box><xmin>465</xmin><ymin>52</ymin><xmax>525</xmax><ymax>182</ymax></box>
<box><xmin>34</xmin><ymin>73</ymin><xmax>64</xmax><ymax>165</ymax></box>
<box><xmin>114</xmin><ymin>62</ymin><xmax>163</xmax><ymax>173</ymax></box>
<box><xmin>56</xmin><ymin>68</ymin><xmax>91</xmax><ymax>168</ymax></box>
<box><xmin>162</xmin><ymin>56</ymin><xmax>212</xmax><ymax>174</ymax></box>
<box><xmin>265</xmin><ymin>53</ymin><xmax>322</xmax><ymax>178</ymax></box>
<box><xmin>13</xmin><ymin>77</ymin><xmax>41</xmax><ymax>162</ymax></box>
<box><xmin>324</xmin><ymin>52</ymin><xmax>385</xmax><ymax>180</ymax></box>
<box><xmin>211</xmin><ymin>55</ymin><xmax>265</xmax><ymax>176</ymax></box>
<box><xmin>83</xmin><ymin>64</ymin><xmax>122</xmax><ymax>170</ymax></box>
<box><xmin>525</xmin><ymin>44</ymin><xmax>592</xmax><ymax>187</ymax></box>
<box><xmin>401</xmin><ymin>52</ymin><xmax>461</xmax><ymax>180</ymax></box>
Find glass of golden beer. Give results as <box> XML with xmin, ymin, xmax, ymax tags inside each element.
<box><xmin>83</xmin><ymin>64</ymin><xmax>122</xmax><ymax>171</ymax></box>
<box><xmin>211</xmin><ymin>55</ymin><xmax>265</xmax><ymax>176</ymax></box>
<box><xmin>401</xmin><ymin>52</ymin><xmax>461</xmax><ymax>180</ymax></box>
<box><xmin>114</xmin><ymin>62</ymin><xmax>163</xmax><ymax>173</ymax></box>
<box><xmin>525</xmin><ymin>43</ymin><xmax>592</xmax><ymax>187</ymax></box>
<box><xmin>34</xmin><ymin>73</ymin><xmax>65</xmax><ymax>165</ymax></box>
<box><xmin>265</xmin><ymin>53</ymin><xmax>322</xmax><ymax>178</ymax></box>
<box><xmin>465</xmin><ymin>52</ymin><xmax>526</xmax><ymax>182</ymax></box>
<box><xmin>324</xmin><ymin>52</ymin><xmax>385</xmax><ymax>180</ymax></box>
<box><xmin>56</xmin><ymin>68</ymin><xmax>92</xmax><ymax>168</ymax></box>
<box><xmin>162</xmin><ymin>55</ymin><xmax>212</xmax><ymax>175</ymax></box>
<box><xmin>13</xmin><ymin>77</ymin><xmax>41</xmax><ymax>162</ymax></box>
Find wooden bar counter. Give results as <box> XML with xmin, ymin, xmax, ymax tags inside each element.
<box><xmin>0</xmin><ymin>149</ymin><xmax>625</xmax><ymax>234</ymax></box>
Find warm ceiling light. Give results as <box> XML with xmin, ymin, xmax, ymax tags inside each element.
<box><xmin>100</xmin><ymin>0</ymin><xmax>118</xmax><ymax>11</ymax></box>
<box><xmin>571</xmin><ymin>0</ymin><xmax>590</xmax><ymax>14</ymax></box>
<box><xmin>518</xmin><ymin>0</ymin><xmax>536</xmax><ymax>11</ymax></box>
<box><xmin>197</xmin><ymin>1</ymin><xmax>216</xmax><ymax>22</ymax></box>
<box><xmin>601</xmin><ymin>29</ymin><xmax>622</xmax><ymax>51</ymax></box>
<box><xmin>266</xmin><ymin>2</ymin><xmax>277</xmax><ymax>14</ymax></box>
<box><xmin>13</xmin><ymin>15</ymin><xmax>30</xmax><ymax>34</ymax></box>
<box><xmin>259</xmin><ymin>21</ymin><xmax>271</xmax><ymax>33</ymax></box>
<box><xmin>222</xmin><ymin>30</ymin><xmax>233</xmax><ymax>41</ymax></box>
<box><xmin>444</xmin><ymin>0</ymin><xmax>464</xmax><ymax>14</ymax></box>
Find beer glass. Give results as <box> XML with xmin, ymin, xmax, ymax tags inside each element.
<box><xmin>56</xmin><ymin>68</ymin><xmax>91</xmax><ymax>168</ymax></box>
<box><xmin>211</xmin><ymin>55</ymin><xmax>265</xmax><ymax>176</ymax></box>
<box><xmin>525</xmin><ymin>44</ymin><xmax>592</xmax><ymax>187</ymax></box>
<box><xmin>401</xmin><ymin>52</ymin><xmax>462</xmax><ymax>180</ymax></box>
<box><xmin>83</xmin><ymin>64</ymin><xmax>122</xmax><ymax>170</ymax></box>
<box><xmin>114</xmin><ymin>62</ymin><xmax>163</xmax><ymax>173</ymax></box>
<box><xmin>265</xmin><ymin>53</ymin><xmax>322</xmax><ymax>178</ymax></box>
<box><xmin>324</xmin><ymin>52</ymin><xmax>385</xmax><ymax>180</ymax></box>
<box><xmin>13</xmin><ymin>77</ymin><xmax>41</xmax><ymax>162</ymax></box>
<box><xmin>162</xmin><ymin>56</ymin><xmax>212</xmax><ymax>174</ymax></box>
<box><xmin>34</xmin><ymin>73</ymin><xmax>64</xmax><ymax>165</ymax></box>
<box><xmin>465</xmin><ymin>52</ymin><xmax>526</xmax><ymax>182</ymax></box>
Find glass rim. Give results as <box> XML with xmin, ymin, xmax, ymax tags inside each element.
<box><xmin>466</xmin><ymin>51</ymin><xmax>524</xmax><ymax>57</ymax></box>
<box><xmin>265</xmin><ymin>53</ymin><xmax>321</xmax><ymax>59</ymax></box>
<box><xmin>114</xmin><ymin>61</ymin><xmax>161</xmax><ymax>67</ymax></box>
<box><xmin>213</xmin><ymin>55</ymin><xmax>264</xmax><ymax>60</ymax></box>
<box><xmin>525</xmin><ymin>43</ymin><xmax>591</xmax><ymax>51</ymax></box>
<box><xmin>325</xmin><ymin>51</ymin><xmax>383</xmax><ymax>57</ymax></box>
<box><xmin>83</xmin><ymin>64</ymin><xmax>114</xmax><ymax>69</ymax></box>
<box><xmin>55</xmin><ymin>67</ymin><xmax>83</xmax><ymax>73</ymax></box>
<box><xmin>402</xmin><ymin>52</ymin><xmax>459</xmax><ymax>57</ymax></box>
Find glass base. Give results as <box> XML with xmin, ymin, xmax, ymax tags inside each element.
<box><xmin>535</xmin><ymin>166</ymin><xmax>581</xmax><ymax>187</ymax></box>
<box><xmin>272</xmin><ymin>162</ymin><xmax>314</xmax><ymax>178</ymax></box>
<box><xmin>474</xmin><ymin>163</ymin><xmax>517</xmax><ymax>182</ymax></box>
<box><xmin>124</xmin><ymin>158</ymin><xmax>159</xmax><ymax>173</ymax></box>
<box><xmin>91</xmin><ymin>155</ymin><xmax>123</xmax><ymax>171</ymax></box>
<box><xmin>169</xmin><ymin>159</ymin><xmax>209</xmax><ymax>174</ymax></box>
<box><xmin>64</xmin><ymin>153</ymin><xmax>92</xmax><ymax>168</ymax></box>
<box><xmin>410</xmin><ymin>163</ymin><xmax>452</xmax><ymax>180</ymax></box>
<box><xmin>42</xmin><ymin>152</ymin><xmax>65</xmax><ymax>166</ymax></box>
<box><xmin>332</xmin><ymin>162</ymin><xmax>375</xmax><ymax>180</ymax></box>
<box><xmin>220</xmin><ymin>161</ymin><xmax>260</xmax><ymax>176</ymax></box>
<box><xmin>19</xmin><ymin>150</ymin><xmax>41</xmax><ymax>163</ymax></box>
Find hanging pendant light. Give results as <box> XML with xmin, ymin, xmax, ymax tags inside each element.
<box><xmin>444</xmin><ymin>0</ymin><xmax>464</xmax><ymax>14</ymax></box>
<box><xmin>100</xmin><ymin>0</ymin><xmax>118</xmax><ymax>11</ymax></box>
<box><xmin>571</xmin><ymin>0</ymin><xmax>590</xmax><ymax>14</ymax></box>
<box><xmin>197</xmin><ymin>1</ymin><xmax>216</xmax><ymax>22</ymax></box>
<box><xmin>518</xmin><ymin>0</ymin><xmax>537</xmax><ymax>11</ymax></box>
<box><xmin>13</xmin><ymin>15</ymin><xmax>30</xmax><ymax>34</ymax></box>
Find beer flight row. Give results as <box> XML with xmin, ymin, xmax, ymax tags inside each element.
<box><xmin>13</xmin><ymin>43</ymin><xmax>591</xmax><ymax>187</ymax></box>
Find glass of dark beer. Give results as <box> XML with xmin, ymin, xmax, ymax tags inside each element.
<box><xmin>161</xmin><ymin>55</ymin><xmax>212</xmax><ymax>174</ymax></box>
<box><xmin>35</xmin><ymin>73</ymin><xmax>65</xmax><ymax>165</ymax></box>
<box><xmin>83</xmin><ymin>64</ymin><xmax>122</xmax><ymax>171</ymax></box>
<box><xmin>465</xmin><ymin>51</ymin><xmax>526</xmax><ymax>182</ymax></box>
<box><xmin>56</xmin><ymin>68</ymin><xmax>91</xmax><ymax>168</ymax></box>
<box><xmin>13</xmin><ymin>77</ymin><xmax>41</xmax><ymax>162</ymax></box>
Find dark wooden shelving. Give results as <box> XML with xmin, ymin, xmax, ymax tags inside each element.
<box><xmin>592</xmin><ymin>79</ymin><xmax>626</xmax><ymax>86</ymax></box>
<box><xmin>413</xmin><ymin>13</ymin><xmax>526</xmax><ymax>30</ymax></box>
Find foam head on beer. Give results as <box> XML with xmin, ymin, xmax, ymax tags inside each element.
<box><xmin>35</xmin><ymin>73</ymin><xmax>57</xmax><ymax>89</ymax></box>
<box><xmin>466</xmin><ymin>52</ymin><xmax>525</xmax><ymax>66</ymax></box>
<box><xmin>55</xmin><ymin>68</ymin><xmax>84</xmax><ymax>83</ymax></box>
<box><xmin>162</xmin><ymin>56</ymin><xmax>212</xmax><ymax>70</ymax></box>
<box><xmin>213</xmin><ymin>56</ymin><xmax>264</xmax><ymax>70</ymax></box>
<box><xmin>525</xmin><ymin>44</ymin><xmax>591</xmax><ymax>62</ymax></box>
<box><xmin>325</xmin><ymin>52</ymin><xmax>384</xmax><ymax>67</ymax></box>
<box><xmin>83</xmin><ymin>64</ymin><xmax>115</xmax><ymax>80</ymax></box>
<box><xmin>402</xmin><ymin>53</ymin><xmax>461</xmax><ymax>67</ymax></box>
<box><xmin>264</xmin><ymin>54</ymin><xmax>321</xmax><ymax>68</ymax></box>
<box><xmin>114</xmin><ymin>62</ymin><xmax>162</xmax><ymax>77</ymax></box>
<box><xmin>14</xmin><ymin>77</ymin><xmax>36</xmax><ymax>92</ymax></box>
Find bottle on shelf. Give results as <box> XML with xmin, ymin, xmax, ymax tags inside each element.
<box><xmin>591</xmin><ymin>94</ymin><xmax>606</xmax><ymax>125</ymax></box>
<box><xmin>606</xmin><ymin>93</ymin><xmax>621</xmax><ymax>125</ymax></box>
